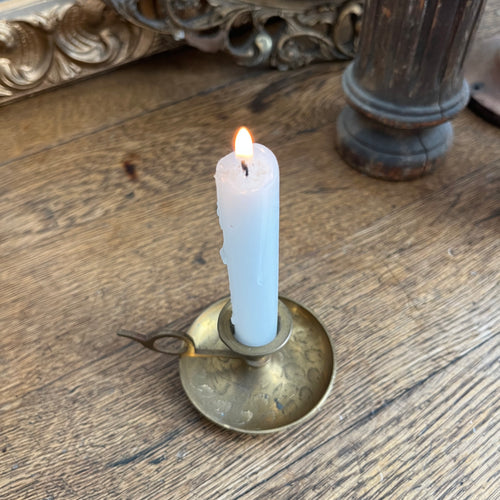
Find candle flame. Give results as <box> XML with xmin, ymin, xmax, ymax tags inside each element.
<box><xmin>234</xmin><ymin>127</ymin><xmax>253</xmax><ymax>159</ymax></box>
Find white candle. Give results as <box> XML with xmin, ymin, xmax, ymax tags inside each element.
<box><xmin>215</xmin><ymin>127</ymin><xmax>279</xmax><ymax>347</ymax></box>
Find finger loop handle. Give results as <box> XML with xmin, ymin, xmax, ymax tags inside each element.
<box><xmin>118</xmin><ymin>328</ymin><xmax>196</xmax><ymax>356</ymax></box>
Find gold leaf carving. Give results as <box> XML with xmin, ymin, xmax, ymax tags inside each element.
<box><xmin>0</xmin><ymin>0</ymin><xmax>179</xmax><ymax>105</ymax></box>
<box><xmin>0</xmin><ymin>20</ymin><xmax>53</xmax><ymax>95</ymax></box>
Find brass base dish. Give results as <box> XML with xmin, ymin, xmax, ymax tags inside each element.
<box><xmin>180</xmin><ymin>296</ymin><xmax>336</xmax><ymax>434</ymax></box>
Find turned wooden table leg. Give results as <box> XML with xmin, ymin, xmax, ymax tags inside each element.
<box><xmin>336</xmin><ymin>0</ymin><xmax>486</xmax><ymax>181</ymax></box>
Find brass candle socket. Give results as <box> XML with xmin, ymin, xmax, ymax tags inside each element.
<box><xmin>119</xmin><ymin>297</ymin><xmax>336</xmax><ymax>434</ymax></box>
<box><xmin>217</xmin><ymin>299</ymin><xmax>292</xmax><ymax>367</ymax></box>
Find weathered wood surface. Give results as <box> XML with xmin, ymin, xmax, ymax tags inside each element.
<box><xmin>1</xmin><ymin>14</ymin><xmax>499</xmax><ymax>500</ymax></box>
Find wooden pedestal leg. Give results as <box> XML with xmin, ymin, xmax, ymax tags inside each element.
<box><xmin>336</xmin><ymin>0</ymin><xmax>486</xmax><ymax>181</ymax></box>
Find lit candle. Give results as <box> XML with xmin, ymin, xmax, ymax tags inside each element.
<box><xmin>215</xmin><ymin>127</ymin><xmax>279</xmax><ymax>346</ymax></box>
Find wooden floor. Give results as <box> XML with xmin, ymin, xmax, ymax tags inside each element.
<box><xmin>1</xmin><ymin>7</ymin><xmax>499</xmax><ymax>499</ymax></box>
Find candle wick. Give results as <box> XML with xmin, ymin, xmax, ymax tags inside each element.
<box><xmin>241</xmin><ymin>160</ymin><xmax>249</xmax><ymax>177</ymax></box>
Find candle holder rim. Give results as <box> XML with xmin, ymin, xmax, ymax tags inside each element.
<box><xmin>217</xmin><ymin>298</ymin><xmax>292</xmax><ymax>358</ymax></box>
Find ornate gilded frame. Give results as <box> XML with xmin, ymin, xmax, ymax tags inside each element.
<box><xmin>0</xmin><ymin>0</ymin><xmax>179</xmax><ymax>105</ymax></box>
<box><xmin>108</xmin><ymin>1</ymin><xmax>363</xmax><ymax>69</ymax></box>
<box><xmin>0</xmin><ymin>0</ymin><xmax>362</xmax><ymax>105</ymax></box>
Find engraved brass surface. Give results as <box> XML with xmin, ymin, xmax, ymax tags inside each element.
<box><xmin>180</xmin><ymin>296</ymin><xmax>336</xmax><ymax>433</ymax></box>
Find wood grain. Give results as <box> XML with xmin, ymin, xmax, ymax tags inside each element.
<box><xmin>0</xmin><ymin>49</ymin><xmax>256</xmax><ymax>167</ymax></box>
<box><xmin>1</xmin><ymin>8</ymin><xmax>499</xmax><ymax>499</ymax></box>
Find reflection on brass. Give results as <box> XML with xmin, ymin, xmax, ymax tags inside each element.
<box><xmin>0</xmin><ymin>0</ymin><xmax>180</xmax><ymax>105</ymax></box>
<box><xmin>107</xmin><ymin>0</ymin><xmax>364</xmax><ymax>69</ymax></box>
<box><xmin>121</xmin><ymin>296</ymin><xmax>336</xmax><ymax>433</ymax></box>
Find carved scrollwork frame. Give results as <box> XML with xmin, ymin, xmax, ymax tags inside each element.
<box><xmin>0</xmin><ymin>0</ymin><xmax>363</xmax><ymax>105</ymax></box>
<box><xmin>0</xmin><ymin>0</ymin><xmax>180</xmax><ymax>105</ymax></box>
<box><xmin>108</xmin><ymin>0</ymin><xmax>363</xmax><ymax>70</ymax></box>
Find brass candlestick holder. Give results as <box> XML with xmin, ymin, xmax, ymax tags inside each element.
<box><xmin>119</xmin><ymin>297</ymin><xmax>336</xmax><ymax>434</ymax></box>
